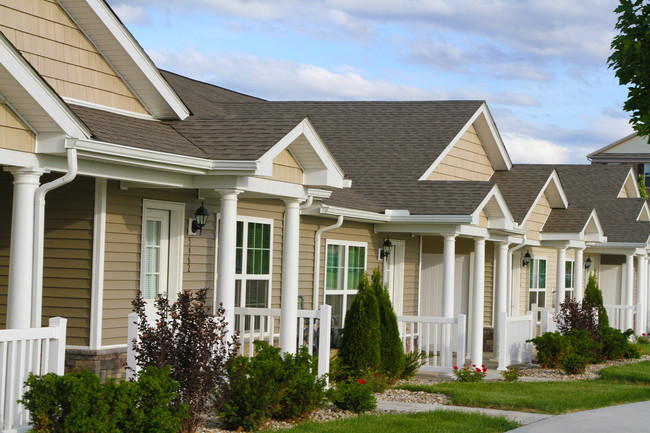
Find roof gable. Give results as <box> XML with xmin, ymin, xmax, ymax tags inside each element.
<box><xmin>419</xmin><ymin>103</ymin><xmax>512</xmax><ymax>181</ymax></box>
<box><xmin>588</xmin><ymin>132</ymin><xmax>647</xmax><ymax>157</ymax></box>
<box><xmin>426</xmin><ymin>124</ymin><xmax>493</xmax><ymax>181</ymax></box>
<box><xmin>618</xmin><ymin>168</ymin><xmax>641</xmax><ymax>198</ymax></box>
<box><xmin>57</xmin><ymin>0</ymin><xmax>190</xmax><ymax>120</ymax></box>
<box><xmin>522</xmin><ymin>170</ymin><xmax>568</xmax><ymax>225</ymax></box>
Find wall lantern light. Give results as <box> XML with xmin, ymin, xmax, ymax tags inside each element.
<box><xmin>191</xmin><ymin>201</ymin><xmax>209</xmax><ymax>235</ymax></box>
<box><xmin>522</xmin><ymin>251</ymin><xmax>531</xmax><ymax>267</ymax></box>
<box><xmin>379</xmin><ymin>237</ymin><xmax>393</xmax><ymax>260</ymax></box>
<box><xmin>584</xmin><ymin>257</ymin><xmax>592</xmax><ymax>270</ymax></box>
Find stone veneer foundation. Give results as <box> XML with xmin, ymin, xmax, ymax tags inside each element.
<box><xmin>65</xmin><ymin>348</ymin><xmax>127</xmax><ymax>380</ymax></box>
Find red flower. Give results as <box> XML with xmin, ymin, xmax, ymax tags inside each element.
<box><xmin>472</xmin><ymin>364</ymin><xmax>476</xmax><ymax>367</ymax></box>
<box><xmin>453</xmin><ymin>366</ymin><xmax>459</xmax><ymax>370</ymax></box>
<box><xmin>357</xmin><ymin>379</ymin><xmax>366</xmax><ymax>384</ymax></box>
<box><xmin>639</xmin><ymin>348</ymin><xmax>642</xmax><ymax>351</ymax></box>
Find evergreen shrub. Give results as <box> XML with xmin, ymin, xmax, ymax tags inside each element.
<box><xmin>326</xmin><ymin>379</ymin><xmax>377</xmax><ymax>413</ymax></box>
<box><xmin>371</xmin><ymin>268</ymin><xmax>405</xmax><ymax>379</ymax></box>
<box><xmin>583</xmin><ymin>274</ymin><xmax>610</xmax><ymax>330</ymax></box>
<box><xmin>561</xmin><ymin>353</ymin><xmax>588</xmax><ymax>375</ymax></box>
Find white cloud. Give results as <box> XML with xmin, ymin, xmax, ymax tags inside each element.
<box><xmin>502</xmin><ymin>133</ymin><xmax>572</xmax><ymax>164</ymax></box>
<box><xmin>110</xmin><ymin>4</ymin><xmax>152</xmax><ymax>25</ymax></box>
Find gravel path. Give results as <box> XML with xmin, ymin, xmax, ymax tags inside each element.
<box><xmin>197</xmin><ymin>355</ymin><xmax>650</xmax><ymax>432</ymax></box>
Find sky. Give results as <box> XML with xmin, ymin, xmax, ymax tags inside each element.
<box><xmin>106</xmin><ymin>0</ymin><xmax>635</xmax><ymax>164</ymax></box>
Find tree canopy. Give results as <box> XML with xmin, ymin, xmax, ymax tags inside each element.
<box><xmin>608</xmin><ymin>0</ymin><xmax>650</xmax><ymax>137</ymax></box>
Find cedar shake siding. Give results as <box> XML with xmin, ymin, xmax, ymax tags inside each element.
<box><xmin>427</xmin><ymin>125</ymin><xmax>494</xmax><ymax>181</ymax></box>
<box><xmin>263</xmin><ymin>149</ymin><xmax>304</xmax><ymax>184</ymax></box>
<box><xmin>0</xmin><ymin>0</ymin><xmax>148</xmax><ymax>115</ymax></box>
<box><xmin>0</xmin><ymin>172</ymin><xmax>93</xmax><ymax>346</ymax></box>
<box><xmin>0</xmin><ymin>101</ymin><xmax>35</xmax><ymax>153</ymax></box>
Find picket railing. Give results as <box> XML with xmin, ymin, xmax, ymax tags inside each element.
<box><xmin>0</xmin><ymin>317</ymin><xmax>67</xmax><ymax>433</ymax></box>
<box><xmin>396</xmin><ymin>314</ymin><xmax>466</xmax><ymax>373</ymax></box>
<box><xmin>497</xmin><ymin>312</ymin><xmax>534</xmax><ymax>371</ymax></box>
<box><xmin>605</xmin><ymin>303</ymin><xmax>643</xmax><ymax>334</ymax></box>
<box><xmin>127</xmin><ymin>305</ymin><xmax>332</xmax><ymax>380</ymax></box>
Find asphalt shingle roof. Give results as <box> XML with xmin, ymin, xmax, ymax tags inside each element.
<box><xmin>490</xmin><ymin>165</ymin><xmax>556</xmax><ymax>223</ymax></box>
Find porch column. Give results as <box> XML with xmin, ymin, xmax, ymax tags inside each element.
<box><xmin>6</xmin><ymin>168</ymin><xmax>46</xmax><ymax>329</ymax></box>
<box><xmin>216</xmin><ymin>189</ymin><xmax>242</xmax><ymax>337</ymax></box>
<box><xmin>626</xmin><ymin>253</ymin><xmax>635</xmax><ymax>330</ymax></box>
<box><xmin>647</xmin><ymin>259</ymin><xmax>650</xmax><ymax>334</ymax></box>
<box><xmin>494</xmin><ymin>242</ymin><xmax>508</xmax><ymax>358</ymax></box>
<box><xmin>471</xmin><ymin>238</ymin><xmax>485</xmax><ymax>367</ymax></box>
<box><xmin>442</xmin><ymin>234</ymin><xmax>457</xmax><ymax>319</ymax></box>
<box><xmin>574</xmin><ymin>249</ymin><xmax>584</xmax><ymax>302</ymax></box>
<box><xmin>637</xmin><ymin>255</ymin><xmax>647</xmax><ymax>335</ymax></box>
<box><xmin>555</xmin><ymin>247</ymin><xmax>566</xmax><ymax>309</ymax></box>
<box><xmin>280</xmin><ymin>199</ymin><xmax>300</xmax><ymax>354</ymax></box>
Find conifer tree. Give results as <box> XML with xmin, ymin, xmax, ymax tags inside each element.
<box><xmin>337</xmin><ymin>274</ymin><xmax>381</xmax><ymax>375</ymax></box>
<box><xmin>371</xmin><ymin>268</ymin><xmax>405</xmax><ymax>379</ymax></box>
<box><xmin>583</xmin><ymin>274</ymin><xmax>610</xmax><ymax>330</ymax></box>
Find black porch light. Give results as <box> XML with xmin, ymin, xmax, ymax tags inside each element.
<box><xmin>191</xmin><ymin>201</ymin><xmax>209</xmax><ymax>235</ymax></box>
<box><xmin>584</xmin><ymin>257</ymin><xmax>592</xmax><ymax>270</ymax></box>
<box><xmin>522</xmin><ymin>251</ymin><xmax>531</xmax><ymax>267</ymax></box>
<box><xmin>380</xmin><ymin>237</ymin><xmax>393</xmax><ymax>260</ymax></box>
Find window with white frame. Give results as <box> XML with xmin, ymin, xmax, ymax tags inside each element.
<box><xmin>234</xmin><ymin>217</ymin><xmax>273</xmax><ymax>330</ymax></box>
<box><xmin>644</xmin><ymin>163</ymin><xmax>650</xmax><ymax>188</ymax></box>
<box><xmin>565</xmin><ymin>260</ymin><xmax>575</xmax><ymax>300</ymax></box>
<box><xmin>324</xmin><ymin>240</ymin><xmax>367</xmax><ymax>326</ymax></box>
<box><xmin>529</xmin><ymin>258</ymin><xmax>547</xmax><ymax>311</ymax></box>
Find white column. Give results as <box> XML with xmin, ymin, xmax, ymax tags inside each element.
<box><xmin>442</xmin><ymin>234</ymin><xmax>457</xmax><ymax>318</ymax></box>
<box><xmin>556</xmin><ymin>247</ymin><xmax>566</xmax><ymax>309</ymax></box>
<box><xmin>574</xmin><ymin>249</ymin><xmax>584</xmax><ymax>302</ymax></box>
<box><xmin>216</xmin><ymin>190</ymin><xmax>242</xmax><ymax>337</ymax></box>
<box><xmin>626</xmin><ymin>253</ymin><xmax>635</xmax><ymax>330</ymax></box>
<box><xmin>647</xmin><ymin>258</ymin><xmax>650</xmax><ymax>334</ymax></box>
<box><xmin>471</xmin><ymin>238</ymin><xmax>485</xmax><ymax>367</ymax></box>
<box><xmin>6</xmin><ymin>168</ymin><xmax>45</xmax><ymax>329</ymax></box>
<box><xmin>280</xmin><ymin>199</ymin><xmax>300</xmax><ymax>354</ymax></box>
<box><xmin>494</xmin><ymin>242</ymin><xmax>508</xmax><ymax>357</ymax></box>
<box><xmin>637</xmin><ymin>255</ymin><xmax>647</xmax><ymax>335</ymax></box>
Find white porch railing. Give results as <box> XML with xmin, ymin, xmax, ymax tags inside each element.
<box><xmin>127</xmin><ymin>305</ymin><xmax>332</xmax><ymax>380</ymax></box>
<box><xmin>605</xmin><ymin>303</ymin><xmax>643</xmax><ymax>333</ymax></box>
<box><xmin>497</xmin><ymin>312</ymin><xmax>534</xmax><ymax>371</ymax></box>
<box><xmin>0</xmin><ymin>317</ymin><xmax>67</xmax><ymax>433</ymax></box>
<box><xmin>397</xmin><ymin>314</ymin><xmax>466</xmax><ymax>373</ymax></box>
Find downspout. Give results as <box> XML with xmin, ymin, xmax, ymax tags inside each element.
<box><xmin>312</xmin><ymin>215</ymin><xmax>344</xmax><ymax>310</ymax></box>
<box><xmin>32</xmin><ymin>142</ymin><xmax>78</xmax><ymax>328</ymax></box>
<box><xmin>507</xmin><ymin>235</ymin><xmax>527</xmax><ymax>316</ymax></box>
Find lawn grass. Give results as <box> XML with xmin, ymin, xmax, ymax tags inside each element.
<box><xmin>398</xmin><ymin>380</ymin><xmax>650</xmax><ymax>414</ymax></box>
<box><xmin>599</xmin><ymin>360</ymin><xmax>650</xmax><ymax>384</ymax></box>
<box><xmin>286</xmin><ymin>411</ymin><xmax>518</xmax><ymax>433</ymax></box>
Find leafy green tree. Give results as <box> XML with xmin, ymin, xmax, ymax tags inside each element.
<box><xmin>371</xmin><ymin>268</ymin><xmax>405</xmax><ymax>378</ymax></box>
<box><xmin>337</xmin><ymin>274</ymin><xmax>381</xmax><ymax>375</ymax></box>
<box><xmin>608</xmin><ymin>0</ymin><xmax>650</xmax><ymax>137</ymax></box>
<box><xmin>583</xmin><ymin>274</ymin><xmax>610</xmax><ymax>330</ymax></box>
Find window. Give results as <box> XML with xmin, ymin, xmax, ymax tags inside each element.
<box><xmin>565</xmin><ymin>260</ymin><xmax>575</xmax><ymax>300</ymax></box>
<box><xmin>324</xmin><ymin>240</ymin><xmax>367</xmax><ymax>326</ymax></box>
<box><xmin>528</xmin><ymin>258</ymin><xmax>546</xmax><ymax>312</ymax></box>
<box><xmin>644</xmin><ymin>163</ymin><xmax>650</xmax><ymax>188</ymax></box>
<box><xmin>234</xmin><ymin>218</ymin><xmax>273</xmax><ymax>330</ymax></box>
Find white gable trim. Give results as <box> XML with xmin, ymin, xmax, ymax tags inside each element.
<box><xmin>58</xmin><ymin>0</ymin><xmax>190</xmax><ymax>120</ymax></box>
<box><xmin>618</xmin><ymin>168</ymin><xmax>641</xmax><ymax>198</ymax></box>
<box><xmin>257</xmin><ymin>118</ymin><xmax>347</xmax><ymax>189</ymax></box>
<box><xmin>587</xmin><ymin>132</ymin><xmax>638</xmax><ymax>158</ymax></box>
<box><xmin>521</xmin><ymin>170</ymin><xmax>569</xmax><ymax>226</ymax></box>
<box><xmin>418</xmin><ymin>103</ymin><xmax>512</xmax><ymax>181</ymax></box>
<box><xmin>637</xmin><ymin>201</ymin><xmax>650</xmax><ymax>222</ymax></box>
<box><xmin>471</xmin><ymin>185</ymin><xmax>515</xmax><ymax>230</ymax></box>
<box><xmin>0</xmin><ymin>35</ymin><xmax>91</xmax><ymax>139</ymax></box>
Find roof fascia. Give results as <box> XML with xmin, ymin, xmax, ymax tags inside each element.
<box><xmin>418</xmin><ymin>103</ymin><xmax>512</xmax><ymax>181</ymax></box>
<box><xmin>587</xmin><ymin>132</ymin><xmax>638</xmax><ymax>159</ymax></box>
<box><xmin>58</xmin><ymin>0</ymin><xmax>190</xmax><ymax>120</ymax></box>
<box><xmin>256</xmin><ymin>117</ymin><xmax>347</xmax><ymax>188</ymax></box>
<box><xmin>0</xmin><ymin>35</ymin><xmax>91</xmax><ymax>139</ymax></box>
<box><xmin>471</xmin><ymin>185</ymin><xmax>516</xmax><ymax>230</ymax></box>
<box><xmin>619</xmin><ymin>168</ymin><xmax>641</xmax><ymax>198</ymax></box>
<box><xmin>521</xmin><ymin>169</ymin><xmax>569</xmax><ymax>226</ymax></box>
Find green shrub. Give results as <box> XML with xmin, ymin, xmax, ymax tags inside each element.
<box><xmin>217</xmin><ymin>341</ymin><xmax>326</xmax><ymax>431</ymax></box>
<box><xmin>501</xmin><ymin>367</ymin><xmax>520</xmax><ymax>382</ymax></box>
<box><xmin>20</xmin><ymin>366</ymin><xmax>186</xmax><ymax>433</ymax></box>
<box><xmin>584</xmin><ymin>274</ymin><xmax>609</xmax><ymax>330</ymax></box>
<box><xmin>636</xmin><ymin>333</ymin><xmax>650</xmax><ymax>345</ymax></box>
<box><xmin>371</xmin><ymin>269</ymin><xmax>405</xmax><ymax>379</ymax></box>
<box><xmin>327</xmin><ymin>379</ymin><xmax>377</xmax><ymax>413</ymax></box>
<box><xmin>562</xmin><ymin>353</ymin><xmax>588</xmax><ymax>374</ymax></box>
<box><xmin>528</xmin><ymin>332</ymin><xmax>571</xmax><ymax>368</ymax></box>
<box><xmin>337</xmin><ymin>274</ymin><xmax>381</xmax><ymax>376</ymax></box>
<box><xmin>452</xmin><ymin>364</ymin><xmax>487</xmax><ymax>382</ymax></box>
<box><xmin>132</xmin><ymin>288</ymin><xmax>238</xmax><ymax>433</ymax></box>
<box><xmin>565</xmin><ymin>329</ymin><xmax>601</xmax><ymax>364</ymax></box>
<box><xmin>401</xmin><ymin>351</ymin><xmax>428</xmax><ymax>380</ymax></box>
<box><xmin>599</xmin><ymin>327</ymin><xmax>638</xmax><ymax>360</ymax></box>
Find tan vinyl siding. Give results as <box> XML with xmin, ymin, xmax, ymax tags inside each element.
<box><xmin>619</xmin><ymin>186</ymin><xmax>629</xmax><ymax>198</ymax></box>
<box><xmin>0</xmin><ymin>101</ymin><xmax>35</xmax><ymax>153</ymax></box>
<box><xmin>102</xmin><ymin>182</ymin><xmax>218</xmax><ymax>347</ymax></box>
<box><xmin>264</xmin><ymin>150</ymin><xmax>303</xmax><ymax>184</ymax></box>
<box><xmin>428</xmin><ymin>125</ymin><xmax>494</xmax><ymax>181</ymax></box>
<box><xmin>299</xmin><ymin>217</ymin><xmax>420</xmax><ymax>316</ymax></box>
<box><xmin>0</xmin><ymin>0</ymin><xmax>148</xmax><ymax>115</ymax></box>
<box><xmin>478</xmin><ymin>210</ymin><xmax>488</xmax><ymax>228</ymax></box>
<box><xmin>522</xmin><ymin>193</ymin><xmax>552</xmax><ymax>241</ymax></box>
